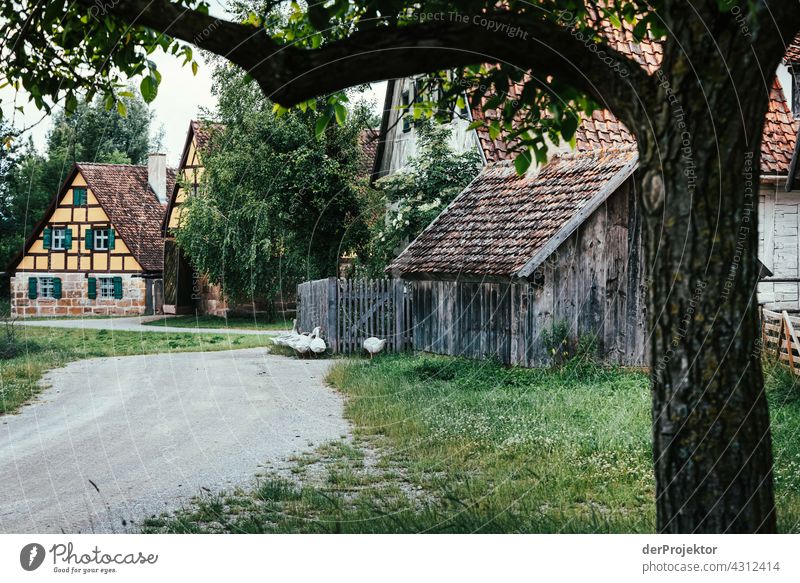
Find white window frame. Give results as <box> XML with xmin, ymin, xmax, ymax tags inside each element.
<box><xmin>94</xmin><ymin>228</ymin><xmax>109</xmax><ymax>251</ymax></box>
<box><xmin>98</xmin><ymin>277</ymin><xmax>114</xmax><ymax>299</ymax></box>
<box><xmin>51</xmin><ymin>228</ymin><xmax>66</xmax><ymax>250</ymax></box>
<box><xmin>39</xmin><ymin>277</ymin><xmax>55</xmax><ymax>299</ymax></box>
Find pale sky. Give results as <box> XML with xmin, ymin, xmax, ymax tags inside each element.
<box><xmin>1</xmin><ymin>0</ymin><xmax>386</xmax><ymax>167</ymax></box>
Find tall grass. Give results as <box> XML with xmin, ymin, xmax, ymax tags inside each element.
<box><xmin>144</xmin><ymin>354</ymin><xmax>800</xmax><ymax>533</ymax></box>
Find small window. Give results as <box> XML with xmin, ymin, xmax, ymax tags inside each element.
<box><xmin>51</xmin><ymin>228</ymin><xmax>66</xmax><ymax>250</ymax></box>
<box><xmin>73</xmin><ymin>187</ymin><xmax>88</xmax><ymax>206</ymax></box>
<box><xmin>39</xmin><ymin>277</ymin><xmax>55</xmax><ymax>299</ymax></box>
<box><xmin>401</xmin><ymin>90</ymin><xmax>411</xmax><ymax>133</ymax></box>
<box><xmin>99</xmin><ymin>277</ymin><xmax>115</xmax><ymax>299</ymax></box>
<box><xmin>94</xmin><ymin>229</ymin><xmax>109</xmax><ymax>250</ymax></box>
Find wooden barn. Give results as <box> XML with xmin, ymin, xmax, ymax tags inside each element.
<box><xmin>386</xmin><ymin>147</ymin><xmax>646</xmax><ymax>366</ymax></box>
<box><xmin>373</xmin><ymin>38</ymin><xmax>800</xmax><ymax>365</ymax></box>
<box><xmin>7</xmin><ymin>156</ymin><xmax>175</xmax><ymax>317</ymax></box>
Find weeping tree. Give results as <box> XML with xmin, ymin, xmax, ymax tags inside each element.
<box><xmin>2</xmin><ymin>0</ymin><xmax>799</xmax><ymax>533</ymax></box>
<box><xmin>174</xmin><ymin>64</ymin><xmax>372</xmax><ymax>306</ymax></box>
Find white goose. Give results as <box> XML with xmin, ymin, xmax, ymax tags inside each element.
<box><xmin>293</xmin><ymin>326</ymin><xmax>319</xmax><ymax>358</ymax></box>
<box><xmin>272</xmin><ymin>319</ymin><xmax>300</xmax><ymax>347</ymax></box>
<box><xmin>310</xmin><ymin>328</ymin><xmax>327</xmax><ymax>356</ymax></box>
<box><xmin>363</xmin><ymin>337</ymin><xmax>387</xmax><ymax>360</ymax></box>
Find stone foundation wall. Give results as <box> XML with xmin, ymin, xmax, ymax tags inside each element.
<box><xmin>195</xmin><ymin>275</ymin><xmax>229</xmax><ymax>317</ymax></box>
<box><xmin>11</xmin><ymin>272</ymin><xmax>147</xmax><ymax>317</ymax></box>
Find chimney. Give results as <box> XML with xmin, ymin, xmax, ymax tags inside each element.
<box><xmin>148</xmin><ymin>153</ymin><xmax>167</xmax><ymax>204</ymax></box>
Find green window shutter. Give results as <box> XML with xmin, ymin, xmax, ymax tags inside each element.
<box><xmin>43</xmin><ymin>227</ymin><xmax>51</xmax><ymax>249</ymax></box>
<box><xmin>28</xmin><ymin>277</ymin><xmax>37</xmax><ymax>299</ymax></box>
<box><xmin>64</xmin><ymin>228</ymin><xmax>73</xmax><ymax>250</ymax></box>
<box><xmin>108</xmin><ymin>228</ymin><xmax>116</xmax><ymax>250</ymax></box>
<box><xmin>82</xmin><ymin>189</ymin><xmax>88</xmax><ymax>205</ymax></box>
<box><xmin>73</xmin><ymin>187</ymin><xmax>87</xmax><ymax>206</ymax></box>
<box><xmin>85</xmin><ymin>228</ymin><xmax>93</xmax><ymax>250</ymax></box>
<box><xmin>53</xmin><ymin>277</ymin><xmax>62</xmax><ymax>299</ymax></box>
<box><xmin>87</xmin><ymin>277</ymin><xmax>97</xmax><ymax>300</ymax></box>
<box><xmin>112</xmin><ymin>276</ymin><xmax>123</xmax><ymax>299</ymax></box>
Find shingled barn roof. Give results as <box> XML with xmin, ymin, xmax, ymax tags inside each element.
<box><xmin>78</xmin><ymin>163</ymin><xmax>176</xmax><ymax>271</ymax></box>
<box><xmin>388</xmin><ymin>147</ymin><xmax>638</xmax><ymax>280</ymax></box>
<box><xmin>190</xmin><ymin>119</ymin><xmax>225</xmax><ymax>153</ymax></box>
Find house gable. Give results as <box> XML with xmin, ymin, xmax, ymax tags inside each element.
<box><xmin>12</xmin><ymin>169</ymin><xmax>144</xmax><ymax>274</ymax></box>
<box><xmin>163</xmin><ymin>120</ymin><xmax>222</xmax><ymax>236</ymax></box>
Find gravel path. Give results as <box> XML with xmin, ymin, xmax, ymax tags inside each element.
<box><xmin>0</xmin><ymin>348</ymin><xmax>345</xmax><ymax>533</ymax></box>
<box><xmin>17</xmin><ymin>316</ymin><xmax>278</xmax><ymax>335</ymax></box>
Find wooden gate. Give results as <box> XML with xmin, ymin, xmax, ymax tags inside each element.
<box><xmin>297</xmin><ymin>278</ymin><xmax>412</xmax><ymax>354</ymax></box>
<box><xmin>762</xmin><ymin>308</ymin><xmax>800</xmax><ymax>375</ymax></box>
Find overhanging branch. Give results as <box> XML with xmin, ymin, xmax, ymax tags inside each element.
<box><xmin>74</xmin><ymin>0</ymin><xmax>658</xmax><ymax>133</ymax></box>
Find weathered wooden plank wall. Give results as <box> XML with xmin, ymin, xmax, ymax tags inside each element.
<box><xmin>407</xmin><ymin>181</ymin><xmax>648</xmax><ymax>367</ymax></box>
<box><xmin>297</xmin><ymin>182</ymin><xmax>648</xmax><ymax>366</ymax></box>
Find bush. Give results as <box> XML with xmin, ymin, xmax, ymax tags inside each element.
<box><xmin>542</xmin><ymin>320</ymin><xmax>571</xmax><ymax>366</ymax></box>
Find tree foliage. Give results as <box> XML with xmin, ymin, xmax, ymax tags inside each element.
<box><xmin>358</xmin><ymin>122</ymin><xmax>480</xmax><ymax>276</ymax></box>
<box><xmin>0</xmin><ymin>91</ymin><xmax>158</xmax><ymax>272</ymax></box>
<box><xmin>173</xmin><ymin>64</ymin><xmax>372</xmax><ymax>303</ymax></box>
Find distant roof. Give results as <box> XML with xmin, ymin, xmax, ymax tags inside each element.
<box><xmin>469</xmin><ymin>18</ymin><xmax>797</xmax><ymax>175</ymax></box>
<box><xmin>358</xmin><ymin>128</ymin><xmax>380</xmax><ymax>178</ymax></box>
<box><xmin>190</xmin><ymin>119</ymin><xmax>225</xmax><ymax>153</ymax></box>
<box><xmin>762</xmin><ymin>78</ymin><xmax>799</xmax><ymax>175</ymax></box>
<box><xmin>388</xmin><ymin>147</ymin><xmax>638</xmax><ymax>279</ymax></box>
<box><xmin>77</xmin><ymin>163</ymin><xmax>176</xmax><ymax>271</ymax></box>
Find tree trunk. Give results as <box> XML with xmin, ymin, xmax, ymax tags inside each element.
<box><xmin>640</xmin><ymin>54</ymin><xmax>776</xmax><ymax>532</ymax></box>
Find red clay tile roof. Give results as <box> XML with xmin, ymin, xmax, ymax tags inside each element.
<box><xmin>762</xmin><ymin>78</ymin><xmax>799</xmax><ymax>174</ymax></box>
<box><xmin>191</xmin><ymin>120</ymin><xmax>225</xmax><ymax>152</ymax></box>
<box><xmin>387</xmin><ymin>147</ymin><xmax>638</xmax><ymax>278</ymax></box>
<box><xmin>78</xmin><ymin>163</ymin><xmax>176</xmax><ymax>272</ymax></box>
<box><xmin>785</xmin><ymin>33</ymin><xmax>800</xmax><ymax>64</ymax></box>
<box><xmin>358</xmin><ymin>128</ymin><xmax>380</xmax><ymax>177</ymax></box>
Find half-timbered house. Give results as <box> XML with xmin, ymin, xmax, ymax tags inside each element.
<box><xmin>7</xmin><ymin>155</ymin><xmax>175</xmax><ymax>317</ymax></box>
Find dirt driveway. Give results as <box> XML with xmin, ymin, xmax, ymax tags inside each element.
<box><xmin>0</xmin><ymin>348</ymin><xmax>345</xmax><ymax>533</ymax></box>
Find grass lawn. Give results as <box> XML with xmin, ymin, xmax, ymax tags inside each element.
<box><xmin>142</xmin><ymin>314</ymin><xmax>292</xmax><ymax>331</ymax></box>
<box><xmin>142</xmin><ymin>354</ymin><xmax>800</xmax><ymax>534</ymax></box>
<box><xmin>0</xmin><ymin>325</ymin><xmax>274</xmax><ymax>415</ymax></box>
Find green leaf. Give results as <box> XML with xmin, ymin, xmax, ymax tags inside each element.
<box><xmin>466</xmin><ymin>120</ymin><xmax>484</xmax><ymax>131</ymax></box>
<box><xmin>191</xmin><ymin>61</ymin><xmax>199</xmax><ymax>76</ymax></box>
<box><xmin>315</xmin><ymin>112</ymin><xmax>332</xmax><ymax>138</ymax></box>
<box><xmin>65</xmin><ymin>93</ymin><xmax>78</xmax><ymax>115</ymax></box>
<box><xmin>514</xmin><ymin>151</ymin><xmax>532</xmax><ymax>175</ymax></box>
<box><xmin>116</xmin><ymin>100</ymin><xmax>127</xmax><ymax>117</ymax></box>
<box><xmin>140</xmin><ymin>75</ymin><xmax>158</xmax><ymax>102</ymax></box>
<box><xmin>334</xmin><ymin>103</ymin><xmax>347</xmax><ymax>125</ymax></box>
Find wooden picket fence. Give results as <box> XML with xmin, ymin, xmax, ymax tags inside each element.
<box><xmin>762</xmin><ymin>308</ymin><xmax>800</xmax><ymax>375</ymax></box>
<box><xmin>297</xmin><ymin>278</ymin><xmax>412</xmax><ymax>354</ymax></box>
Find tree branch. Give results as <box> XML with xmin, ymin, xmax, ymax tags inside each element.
<box><xmin>73</xmin><ymin>0</ymin><xmax>658</xmax><ymax>132</ymax></box>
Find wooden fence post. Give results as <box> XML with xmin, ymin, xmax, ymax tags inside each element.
<box><xmin>327</xmin><ymin>277</ymin><xmax>338</xmax><ymax>352</ymax></box>
<box><xmin>393</xmin><ymin>279</ymin><xmax>403</xmax><ymax>352</ymax></box>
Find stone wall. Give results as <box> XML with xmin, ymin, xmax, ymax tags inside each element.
<box><xmin>194</xmin><ymin>274</ymin><xmax>229</xmax><ymax>317</ymax></box>
<box><xmin>11</xmin><ymin>272</ymin><xmax>147</xmax><ymax>317</ymax></box>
